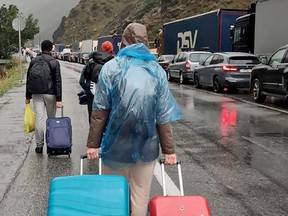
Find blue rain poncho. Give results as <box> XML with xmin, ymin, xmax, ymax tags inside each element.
<box><xmin>93</xmin><ymin>43</ymin><xmax>183</xmax><ymax>170</ymax></box>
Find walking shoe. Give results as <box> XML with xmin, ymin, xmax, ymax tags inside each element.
<box><xmin>35</xmin><ymin>147</ymin><xmax>43</xmax><ymax>154</ymax></box>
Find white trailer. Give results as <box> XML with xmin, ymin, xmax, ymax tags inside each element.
<box><xmin>254</xmin><ymin>0</ymin><xmax>288</xmax><ymax>57</ymax></box>
<box><xmin>80</xmin><ymin>39</ymin><xmax>93</xmax><ymax>53</ymax></box>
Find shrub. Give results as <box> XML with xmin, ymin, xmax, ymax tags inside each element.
<box><xmin>0</xmin><ymin>59</ymin><xmax>25</xmax><ymax>96</ymax></box>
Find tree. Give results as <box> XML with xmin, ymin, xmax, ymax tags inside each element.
<box><xmin>22</xmin><ymin>14</ymin><xmax>40</xmax><ymax>41</ymax></box>
<box><xmin>0</xmin><ymin>4</ymin><xmax>39</xmax><ymax>59</ymax></box>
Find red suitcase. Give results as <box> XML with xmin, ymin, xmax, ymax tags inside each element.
<box><xmin>149</xmin><ymin>160</ymin><xmax>211</xmax><ymax>216</ymax></box>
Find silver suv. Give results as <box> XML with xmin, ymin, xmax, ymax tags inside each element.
<box><xmin>167</xmin><ymin>51</ymin><xmax>211</xmax><ymax>84</ymax></box>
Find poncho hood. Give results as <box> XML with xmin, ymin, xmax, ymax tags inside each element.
<box><xmin>118</xmin><ymin>43</ymin><xmax>156</xmax><ymax>61</ymax></box>
<box><xmin>120</xmin><ymin>23</ymin><xmax>149</xmax><ymax>48</ymax></box>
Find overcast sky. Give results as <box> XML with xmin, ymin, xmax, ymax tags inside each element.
<box><xmin>0</xmin><ymin>0</ymin><xmax>80</xmax><ymax>41</ymax></box>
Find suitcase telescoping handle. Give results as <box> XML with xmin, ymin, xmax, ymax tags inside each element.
<box><xmin>56</xmin><ymin>106</ymin><xmax>64</xmax><ymax>117</ymax></box>
<box><xmin>80</xmin><ymin>154</ymin><xmax>102</xmax><ymax>175</ymax></box>
<box><xmin>159</xmin><ymin>159</ymin><xmax>184</xmax><ymax>196</ymax></box>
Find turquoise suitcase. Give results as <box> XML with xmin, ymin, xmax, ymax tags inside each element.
<box><xmin>47</xmin><ymin>155</ymin><xmax>130</xmax><ymax>216</ymax></box>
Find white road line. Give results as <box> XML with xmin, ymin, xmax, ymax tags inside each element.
<box><xmin>153</xmin><ymin>161</ymin><xmax>180</xmax><ymax>196</ymax></box>
<box><xmin>241</xmin><ymin>136</ymin><xmax>279</xmax><ymax>155</ymax></box>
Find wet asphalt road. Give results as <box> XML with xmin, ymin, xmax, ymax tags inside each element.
<box><xmin>0</xmin><ymin>61</ymin><xmax>287</xmax><ymax>216</ymax></box>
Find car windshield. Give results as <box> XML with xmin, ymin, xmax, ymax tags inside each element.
<box><xmin>229</xmin><ymin>57</ymin><xmax>260</xmax><ymax>64</ymax></box>
<box><xmin>189</xmin><ymin>53</ymin><xmax>211</xmax><ymax>62</ymax></box>
<box><xmin>165</xmin><ymin>55</ymin><xmax>174</xmax><ymax>62</ymax></box>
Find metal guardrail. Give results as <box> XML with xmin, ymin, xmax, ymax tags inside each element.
<box><xmin>0</xmin><ymin>59</ymin><xmax>10</xmax><ymax>65</ymax></box>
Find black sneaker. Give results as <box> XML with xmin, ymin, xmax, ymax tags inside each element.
<box><xmin>35</xmin><ymin>147</ymin><xmax>43</xmax><ymax>154</ymax></box>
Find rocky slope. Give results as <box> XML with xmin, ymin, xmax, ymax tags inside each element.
<box><xmin>53</xmin><ymin>0</ymin><xmax>255</xmax><ymax>45</ymax></box>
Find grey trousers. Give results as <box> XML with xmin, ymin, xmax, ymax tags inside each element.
<box><xmin>32</xmin><ymin>94</ymin><xmax>56</xmax><ymax>147</ymax></box>
<box><xmin>103</xmin><ymin>160</ymin><xmax>156</xmax><ymax>216</ymax></box>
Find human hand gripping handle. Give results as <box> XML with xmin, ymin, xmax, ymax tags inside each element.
<box><xmin>87</xmin><ymin>148</ymin><xmax>100</xmax><ymax>160</ymax></box>
<box><xmin>159</xmin><ymin>158</ymin><xmax>184</xmax><ymax>196</ymax></box>
<box><xmin>164</xmin><ymin>153</ymin><xmax>177</xmax><ymax>165</ymax></box>
<box><xmin>56</xmin><ymin>101</ymin><xmax>63</xmax><ymax>108</ymax></box>
<box><xmin>80</xmin><ymin>154</ymin><xmax>102</xmax><ymax>175</ymax></box>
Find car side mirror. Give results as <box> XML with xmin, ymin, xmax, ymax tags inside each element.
<box><xmin>260</xmin><ymin>56</ymin><xmax>268</xmax><ymax>65</ymax></box>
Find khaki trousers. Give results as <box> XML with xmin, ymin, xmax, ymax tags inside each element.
<box><xmin>103</xmin><ymin>160</ymin><xmax>156</xmax><ymax>216</ymax></box>
<box><xmin>32</xmin><ymin>94</ymin><xmax>56</xmax><ymax>147</ymax></box>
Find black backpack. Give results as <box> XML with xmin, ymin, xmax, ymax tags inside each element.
<box><xmin>28</xmin><ymin>56</ymin><xmax>53</xmax><ymax>94</ymax></box>
<box><xmin>91</xmin><ymin>63</ymin><xmax>104</xmax><ymax>83</ymax></box>
<box><xmin>83</xmin><ymin>60</ymin><xmax>94</xmax><ymax>80</ymax></box>
<box><xmin>83</xmin><ymin>60</ymin><xmax>104</xmax><ymax>83</ymax></box>
<box><xmin>83</xmin><ymin>52</ymin><xmax>113</xmax><ymax>83</ymax></box>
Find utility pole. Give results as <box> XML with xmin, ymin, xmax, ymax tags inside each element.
<box><xmin>12</xmin><ymin>13</ymin><xmax>25</xmax><ymax>83</ymax></box>
<box><xmin>18</xmin><ymin>14</ymin><xmax>22</xmax><ymax>82</ymax></box>
<box><xmin>39</xmin><ymin>34</ymin><xmax>41</xmax><ymax>50</ymax></box>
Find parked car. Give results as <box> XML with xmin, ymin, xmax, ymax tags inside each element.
<box><xmin>73</xmin><ymin>52</ymin><xmax>80</xmax><ymax>63</ymax></box>
<box><xmin>54</xmin><ymin>52</ymin><xmax>60</xmax><ymax>59</ymax></box>
<box><xmin>167</xmin><ymin>51</ymin><xmax>212</xmax><ymax>84</ymax></box>
<box><xmin>69</xmin><ymin>52</ymin><xmax>79</xmax><ymax>62</ymax></box>
<box><xmin>194</xmin><ymin>52</ymin><xmax>261</xmax><ymax>93</ymax></box>
<box><xmin>61</xmin><ymin>48</ymin><xmax>71</xmax><ymax>61</ymax></box>
<box><xmin>250</xmin><ymin>44</ymin><xmax>288</xmax><ymax>102</ymax></box>
<box><xmin>79</xmin><ymin>52</ymin><xmax>90</xmax><ymax>64</ymax></box>
<box><xmin>157</xmin><ymin>54</ymin><xmax>174</xmax><ymax>74</ymax></box>
<box><xmin>63</xmin><ymin>52</ymin><xmax>71</xmax><ymax>61</ymax></box>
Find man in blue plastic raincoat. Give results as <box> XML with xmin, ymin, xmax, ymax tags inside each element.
<box><xmin>86</xmin><ymin>23</ymin><xmax>183</xmax><ymax>216</ymax></box>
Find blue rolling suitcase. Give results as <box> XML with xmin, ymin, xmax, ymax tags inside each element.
<box><xmin>46</xmin><ymin>107</ymin><xmax>72</xmax><ymax>157</ymax></box>
<box><xmin>47</xmin><ymin>155</ymin><xmax>130</xmax><ymax>216</ymax></box>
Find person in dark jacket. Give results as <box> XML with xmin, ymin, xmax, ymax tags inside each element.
<box><xmin>79</xmin><ymin>41</ymin><xmax>114</xmax><ymax>124</ymax></box>
<box><xmin>25</xmin><ymin>40</ymin><xmax>62</xmax><ymax>154</ymax></box>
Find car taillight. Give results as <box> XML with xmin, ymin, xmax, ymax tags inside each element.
<box><xmin>222</xmin><ymin>65</ymin><xmax>238</xmax><ymax>72</ymax></box>
<box><xmin>164</xmin><ymin>63</ymin><xmax>169</xmax><ymax>69</ymax></box>
<box><xmin>185</xmin><ymin>61</ymin><xmax>190</xmax><ymax>70</ymax></box>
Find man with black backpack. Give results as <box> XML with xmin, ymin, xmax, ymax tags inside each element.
<box><xmin>25</xmin><ymin>40</ymin><xmax>62</xmax><ymax>154</ymax></box>
<box><xmin>79</xmin><ymin>41</ymin><xmax>114</xmax><ymax>124</ymax></box>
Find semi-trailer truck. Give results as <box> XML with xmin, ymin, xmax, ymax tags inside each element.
<box><xmin>163</xmin><ymin>9</ymin><xmax>247</xmax><ymax>55</ymax></box>
<box><xmin>54</xmin><ymin>44</ymin><xmax>66</xmax><ymax>53</ymax></box>
<box><xmin>80</xmin><ymin>39</ymin><xmax>93</xmax><ymax>53</ymax></box>
<box><xmin>231</xmin><ymin>0</ymin><xmax>288</xmax><ymax>58</ymax></box>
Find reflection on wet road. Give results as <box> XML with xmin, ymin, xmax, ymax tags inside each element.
<box><xmin>169</xmin><ymin>83</ymin><xmax>288</xmax><ymax>215</ymax></box>
<box><xmin>172</xmin><ymin>83</ymin><xmax>288</xmax><ymax>188</ymax></box>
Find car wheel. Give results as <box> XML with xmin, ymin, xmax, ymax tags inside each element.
<box><xmin>213</xmin><ymin>76</ymin><xmax>223</xmax><ymax>93</ymax></box>
<box><xmin>252</xmin><ymin>78</ymin><xmax>266</xmax><ymax>102</ymax></box>
<box><xmin>179</xmin><ymin>73</ymin><xmax>184</xmax><ymax>84</ymax></box>
<box><xmin>194</xmin><ymin>73</ymin><xmax>202</xmax><ymax>89</ymax></box>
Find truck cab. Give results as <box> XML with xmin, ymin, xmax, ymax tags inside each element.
<box><xmin>230</xmin><ymin>3</ymin><xmax>255</xmax><ymax>54</ymax></box>
<box><xmin>231</xmin><ymin>13</ymin><xmax>255</xmax><ymax>54</ymax></box>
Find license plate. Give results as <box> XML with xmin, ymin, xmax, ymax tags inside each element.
<box><xmin>240</xmin><ymin>69</ymin><xmax>252</xmax><ymax>73</ymax></box>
